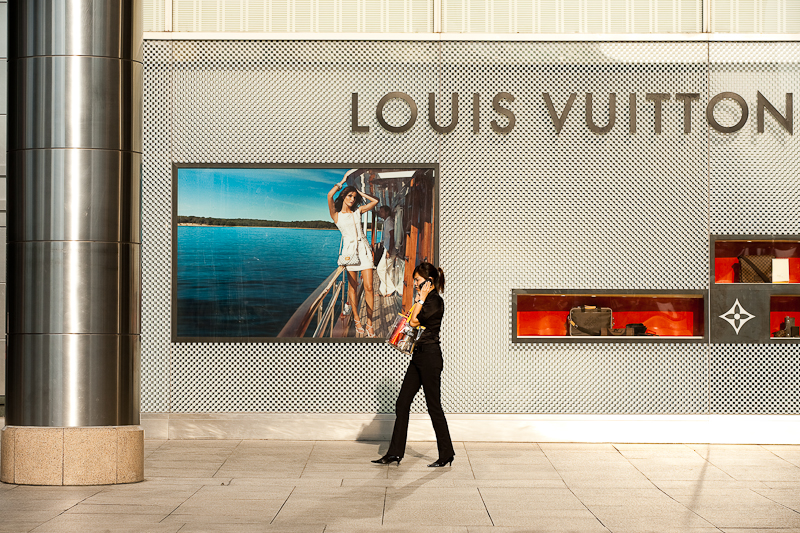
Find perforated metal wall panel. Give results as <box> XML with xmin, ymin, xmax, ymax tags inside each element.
<box><xmin>141</xmin><ymin>39</ymin><xmax>799</xmax><ymax>415</ymax></box>
<box><xmin>709</xmin><ymin>43</ymin><xmax>800</xmax><ymax>235</ymax></box>
<box><xmin>141</xmin><ymin>40</ymin><xmax>174</xmax><ymax>412</ymax></box>
<box><xmin>711</xmin><ymin>344</ymin><xmax>800</xmax><ymax>414</ymax></box>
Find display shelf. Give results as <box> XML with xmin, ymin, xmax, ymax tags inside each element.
<box><xmin>713</xmin><ymin>237</ymin><xmax>800</xmax><ymax>284</ymax></box>
<box><xmin>513</xmin><ymin>290</ymin><xmax>705</xmax><ymax>343</ymax></box>
<box><xmin>770</xmin><ymin>295</ymin><xmax>800</xmax><ymax>341</ymax></box>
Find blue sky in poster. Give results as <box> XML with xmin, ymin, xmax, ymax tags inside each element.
<box><xmin>177</xmin><ymin>167</ymin><xmax>350</xmax><ymax>222</ymax></box>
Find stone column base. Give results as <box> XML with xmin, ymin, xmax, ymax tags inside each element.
<box><xmin>1</xmin><ymin>426</ymin><xmax>144</xmax><ymax>485</ymax></box>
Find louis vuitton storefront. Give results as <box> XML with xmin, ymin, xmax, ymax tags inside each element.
<box><xmin>129</xmin><ymin>35</ymin><xmax>800</xmax><ymax>443</ymax></box>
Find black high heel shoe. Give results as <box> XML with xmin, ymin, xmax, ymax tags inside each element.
<box><xmin>371</xmin><ymin>455</ymin><xmax>401</xmax><ymax>465</ymax></box>
<box><xmin>427</xmin><ymin>456</ymin><xmax>454</xmax><ymax>468</ymax></box>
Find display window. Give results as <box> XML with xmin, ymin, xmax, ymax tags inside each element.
<box><xmin>770</xmin><ymin>295</ymin><xmax>800</xmax><ymax>340</ymax></box>
<box><xmin>713</xmin><ymin>238</ymin><xmax>800</xmax><ymax>284</ymax></box>
<box><xmin>172</xmin><ymin>164</ymin><xmax>438</xmax><ymax>342</ymax></box>
<box><xmin>513</xmin><ymin>290</ymin><xmax>705</xmax><ymax>342</ymax></box>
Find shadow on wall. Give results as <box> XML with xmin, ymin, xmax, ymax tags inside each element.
<box><xmin>354</xmin><ymin>376</ymin><xmax>402</xmax><ymax>442</ymax></box>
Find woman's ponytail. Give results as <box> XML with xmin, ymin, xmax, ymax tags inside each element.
<box><xmin>437</xmin><ymin>267</ymin><xmax>445</xmax><ymax>293</ymax></box>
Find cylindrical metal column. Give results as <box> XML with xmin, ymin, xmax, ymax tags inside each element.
<box><xmin>5</xmin><ymin>0</ymin><xmax>142</xmax><ymax>428</ymax></box>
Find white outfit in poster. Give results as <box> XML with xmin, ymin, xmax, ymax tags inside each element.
<box><xmin>335</xmin><ymin>210</ymin><xmax>374</xmax><ymax>272</ymax></box>
<box><xmin>391</xmin><ymin>207</ymin><xmax>405</xmax><ymax>296</ymax></box>
<box><xmin>377</xmin><ymin>215</ymin><xmax>396</xmax><ymax>296</ymax></box>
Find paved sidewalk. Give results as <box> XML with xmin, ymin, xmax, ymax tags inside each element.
<box><xmin>1</xmin><ymin>438</ymin><xmax>800</xmax><ymax>532</ymax></box>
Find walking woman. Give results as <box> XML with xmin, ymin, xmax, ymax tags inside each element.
<box><xmin>372</xmin><ymin>262</ymin><xmax>455</xmax><ymax>467</ymax></box>
<box><xmin>328</xmin><ymin>178</ymin><xmax>379</xmax><ymax>337</ymax></box>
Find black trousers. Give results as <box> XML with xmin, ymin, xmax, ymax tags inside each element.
<box><xmin>387</xmin><ymin>343</ymin><xmax>455</xmax><ymax>460</ymax></box>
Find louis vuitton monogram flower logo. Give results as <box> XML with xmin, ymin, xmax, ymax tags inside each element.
<box><xmin>719</xmin><ymin>298</ymin><xmax>755</xmax><ymax>335</ymax></box>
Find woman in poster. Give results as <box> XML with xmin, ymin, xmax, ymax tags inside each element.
<box><xmin>328</xmin><ymin>179</ymin><xmax>379</xmax><ymax>337</ymax></box>
<box><xmin>372</xmin><ymin>262</ymin><xmax>455</xmax><ymax>467</ymax></box>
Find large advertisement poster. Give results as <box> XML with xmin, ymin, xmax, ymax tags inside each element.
<box><xmin>173</xmin><ymin>165</ymin><xmax>437</xmax><ymax>341</ymax></box>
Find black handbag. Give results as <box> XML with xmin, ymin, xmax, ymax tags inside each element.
<box><xmin>567</xmin><ymin>306</ymin><xmax>612</xmax><ymax>336</ymax></box>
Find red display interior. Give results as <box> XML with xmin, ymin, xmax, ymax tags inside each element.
<box><xmin>714</xmin><ymin>240</ymin><xmax>800</xmax><ymax>283</ymax></box>
<box><xmin>769</xmin><ymin>295</ymin><xmax>800</xmax><ymax>336</ymax></box>
<box><xmin>516</xmin><ymin>294</ymin><xmax>704</xmax><ymax>337</ymax></box>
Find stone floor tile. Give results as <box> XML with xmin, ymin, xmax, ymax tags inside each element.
<box><xmin>538</xmin><ymin>443</ymin><xmax>619</xmax><ymax>452</ymax></box>
<box><xmin>454</xmin><ymin>479</ymin><xmax>567</xmax><ymax>488</ymax></box>
<box><xmin>593</xmin><ymin>514</ymin><xmax>715</xmax><ymax>530</ymax></box>
<box><xmin>327</xmin><ymin>526</ymin><xmax>468</xmax><ymax>533</ymax></box>
<box><xmin>719</xmin><ymin>530</ymin><xmax>800</xmax><ymax>533</ymax></box>
<box><xmin>570</xmin><ymin>488</ymin><xmax>673</xmax><ymax>506</ymax></box>
<box><xmin>470</xmin><ymin>464</ymin><xmax>563</xmax><ymax>480</ymax></box>
<box><xmin>386</xmin><ymin>467</ymin><xmax>475</xmax><ymax>482</ymax></box>
<box><xmin>0</xmin><ymin>511</ymin><xmax>66</xmax><ymax>532</ymax></box>
<box><xmin>171</xmin><ymin>498</ymin><xmax>286</xmax><ymax>519</ymax></box>
<box><xmin>715</xmin><ymin>465</ymin><xmax>800</xmax><ymax>481</ymax></box>
<box><xmin>653</xmin><ymin>479</ymin><xmax>768</xmax><ymax>491</ymax></box>
<box><xmin>32</xmin><ymin>513</ymin><xmax>172</xmax><ymax>531</ymax></box>
<box><xmin>487</xmin><ymin>512</ymin><xmax>610</xmax><ymax>531</ymax></box>
<box><xmin>160</xmin><ymin>514</ymin><xmax>273</xmax><ymax>526</ymax></box>
<box><xmin>609</xmin><ymin>521</ymin><xmax>720</xmax><ymax>533</ymax></box>
<box><xmin>383</xmin><ymin>504</ymin><xmax>493</xmax><ymax>527</ymax></box>
<box><xmin>227</xmin><ymin>477</ymin><xmax>342</xmax><ymax>487</ymax></box>
<box><xmin>664</xmin><ymin>488</ymin><xmax>784</xmax><ymax>508</ymax></box>
<box><xmin>175</xmin><ymin>524</ymin><xmax>323</xmax><ymax>533</ymax></box>
<box><xmin>478</xmin><ymin>488</ymin><xmax>586</xmax><ymax>510</ymax></box>
<box><xmin>31</xmin><ymin>517</ymin><xmax>183</xmax><ymax>533</ymax></box>
<box><xmin>557</xmin><ymin>473</ymin><xmax>655</xmax><ymax>489</ymax></box>
<box><xmin>468</xmin><ymin>526</ymin><xmax>609</xmax><ymax>533</ymax></box>
<box><xmin>586</xmin><ymin>503</ymin><xmax>709</xmax><ymax>521</ymax></box>
<box><xmin>344</xmin><ymin>476</ymin><xmax>457</xmax><ymax>488</ymax></box>
<box><xmin>688</xmin><ymin>506</ymin><xmax>800</xmax><ymax>528</ymax></box>
<box><xmin>3</xmin><ymin>440</ymin><xmax>800</xmax><ymax>533</ymax></box>
<box><xmin>213</xmin><ymin>468</ymin><xmax>304</xmax><ymax>479</ymax></box>
<box><xmin>144</xmin><ymin>477</ymin><xmax>234</xmax><ymax>486</ymax></box>
<box><xmin>627</xmin><ymin>465</ymin><xmax>735</xmax><ymax>481</ymax></box>
<box><xmin>751</xmin><ymin>488</ymin><xmax>800</xmax><ymax>511</ymax></box>
<box><xmin>464</xmin><ymin>442</ymin><xmax>541</xmax><ymax>451</ymax></box>
<box><xmin>465</xmin><ymin>450</ymin><xmax>548</xmax><ymax>464</ymax></box>
<box><xmin>386</xmin><ymin>486</ymin><xmax>483</xmax><ymax>502</ymax></box>
<box><xmin>192</xmin><ymin>484</ymin><xmax>295</xmax><ymax>499</ymax></box>
<box><xmin>5</xmin><ymin>486</ymin><xmax>103</xmax><ymax>499</ymax></box>
<box><xmin>64</xmin><ymin>503</ymin><xmax>177</xmax><ymax>516</ymax></box>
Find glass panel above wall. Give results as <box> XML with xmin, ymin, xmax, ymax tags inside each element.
<box><xmin>171</xmin><ymin>0</ymin><xmax>434</xmax><ymax>33</ymax></box>
<box><xmin>441</xmin><ymin>0</ymin><xmax>703</xmax><ymax>33</ymax></box>
<box><xmin>712</xmin><ymin>0</ymin><xmax>800</xmax><ymax>33</ymax></box>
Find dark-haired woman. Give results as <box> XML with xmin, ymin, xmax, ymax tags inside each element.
<box><xmin>372</xmin><ymin>262</ymin><xmax>455</xmax><ymax>467</ymax></box>
<box><xmin>328</xmin><ymin>179</ymin><xmax>379</xmax><ymax>337</ymax></box>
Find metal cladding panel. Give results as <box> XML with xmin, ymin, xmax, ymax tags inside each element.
<box><xmin>170</xmin><ymin>40</ymin><xmax>439</xmax><ymax>164</ymax></box>
<box><xmin>141</xmin><ymin>40</ymin><xmax>172</xmax><ymax>412</ymax></box>
<box><xmin>141</xmin><ymin>39</ymin><xmax>797</xmax><ymax>415</ymax></box>
<box><xmin>711</xmin><ymin>344</ymin><xmax>800</xmax><ymax>414</ymax></box>
<box><xmin>437</xmin><ymin>41</ymin><xmax>709</xmax><ymax>414</ymax></box>
<box><xmin>709</xmin><ymin>43</ymin><xmax>800</xmax><ymax>235</ymax></box>
<box><xmin>707</xmin><ymin>43</ymin><xmax>800</xmax><ymax>414</ymax></box>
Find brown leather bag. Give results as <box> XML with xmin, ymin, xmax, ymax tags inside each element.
<box><xmin>567</xmin><ymin>306</ymin><xmax>612</xmax><ymax>336</ymax></box>
<box><xmin>738</xmin><ymin>253</ymin><xmax>774</xmax><ymax>283</ymax></box>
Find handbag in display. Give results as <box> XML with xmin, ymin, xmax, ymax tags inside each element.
<box><xmin>567</xmin><ymin>305</ymin><xmax>613</xmax><ymax>336</ymax></box>
<box><xmin>601</xmin><ymin>327</ymin><xmax>631</xmax><ymax>336</ymax></box>
<box><xmin>337</xmin><ymin>212</ymin><xmax>362</xmax><ymax>267</ymax></box>
<box><xmin>738</xmin><ymin>253</ymin><xmax>774</xmax><ymax>283</ymax></box>
<box><xmin>774</xmin><ymin>316</ymin><xmax>800</xmax><ymax>338</ymax></box>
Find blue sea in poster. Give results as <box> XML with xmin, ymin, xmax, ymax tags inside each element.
<box><xmin>177</xmin><ymin>226</ymin><xmax>374</xmax><ymax>338</ymax></box>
